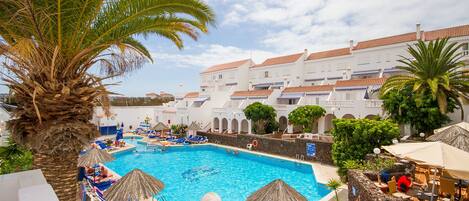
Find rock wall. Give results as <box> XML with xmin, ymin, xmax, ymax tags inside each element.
<box><xmin>197</xmin><ymin>132</ymin><xmax>334</xmax><ymax>165</ymax></box>
<box><xmin>347</xmin><ymin>170</ymin><xmax>403</xmax><ymax>201</ymax></box>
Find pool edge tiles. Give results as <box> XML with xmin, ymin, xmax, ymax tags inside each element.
<box><xmin>206</xmin><ymin>143</ymin><xmax>339</xmax><ymax>185</ymax></box>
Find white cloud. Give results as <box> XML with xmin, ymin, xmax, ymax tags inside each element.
<box><xmin>221</xmin><ymin>0</ymin><xmax>469</xmax><ymax>52</ymax></box>
<box><xmin>151</xmin><ymin>44</ymin><xmax>277</xmax><ymax>69</ymax></box>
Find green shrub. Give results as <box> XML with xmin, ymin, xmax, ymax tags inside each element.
<box><xmin>381</xmin><ymin>87</ymin><xmax>456</xmax><ymax>135</ymax></box>
<box><xmin>171</xmin><ymin>124</ymin><xmax>187</xmax><ymax>134</ymax></box>
<box><xmin>288</xmin><ymin>105</ymin><xmax>326</xmax><ymax>133</ymax></box>
<box><xmin>331</xmin><ymin>119</ymin><xmax>399</xmax><ymax>178</ymax></box>
<box><xmin>243</xmin><ymin>102</ymin><xmax>276</xmax><ymax>134</ymax></box>
<box><xmin>0</xmin><ymin>139</ymin><xmax>33</xmax><ymax>174</ymax></box>
<box><xmin>344</xmin><ymin>158</ymin><xmax>396</xmax><ymax>172</ymax></box>
<box><xmin>265</xmin><ymin>119</ymin><xmax>279</xmax><ymax>134</ymax></box>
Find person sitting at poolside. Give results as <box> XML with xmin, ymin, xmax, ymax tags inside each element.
<box><xmin>397</xmin><ymin>173</ymin><xmax>413</xmax><ymax>193</ymax></box>
<box><xmin>96</xmin><ymin>166</ymin><xmax>113</xmax><ymax>181</ymax></box>
<box><xmin>86</xmin><ymin>166</ymin><xmax>95</xmax><ymax>175</ymax></box>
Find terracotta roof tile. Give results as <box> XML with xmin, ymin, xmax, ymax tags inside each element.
<box><xmin>335</xmin><ymin>77</ymin><xmax>387</xmax><ymax>87</ymax></box>
<box><xmin>252</xmin><ymin>53</ymin><xmax>303</xmax><ymax>68</ymax></box>
<box><xmin>307</xmin><ymin>48</ymin><xmax>350</xmax><ymax>60</ymax></box>
<box><xmin>355</xmin><ymin>32</ymin><xmax>418</xmax><ymax>50</ymax></box>
<box><xmin>424</xmin><ymin>25</ymin><xmax>469</xmax><ymax>41</ymax></box>
<box><xmin>202</xmin><ymin>59</ymin><xmax>251</xmax><ymax>74</ymax></box>
<box><xmin>184</xmin><ymin>92</ymin><xmax>199</xmax><ymax>98</ymax></box>
<box><xmin>231</xmin><ymin>90</ymin><xmax>273</xmax><ymax>97</ymax></box>
<box><xmin>283</xmin><ymin>85</ymin><xmax>334</xmax><ymax>93</ymax></box>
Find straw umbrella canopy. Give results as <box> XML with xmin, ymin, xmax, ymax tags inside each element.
<box><xmin>246</xmin><ymin>179</ymin><xmax>307</xmax><ymax>201</ymax></box>
<box><xmin>104</xmin><ymin>169</ymin><xmax>165</xmax><ymax>201</ymax></box>
<box><xmin>152</xmin><ymin>122</ymin><xmax>169</xmax><ymax>131</ymax></box>
<box><xmin>382</xmin><ymin>141</ymin><xmax>469</xmax><ymax>180</ymax></box>
<box><xmin>188</xmin><ymin>121</ymin><xmax>202</xmax><ymax>131</ymax></box>
<box><xmin>428</xmin><ymin>122</ymin><xmax>469</xmax><ymax>152</ymax></box>
<box><xmin>77</xmin><ymin>148</ymin><xmax>115</xmax><ymax>167</ymax></box>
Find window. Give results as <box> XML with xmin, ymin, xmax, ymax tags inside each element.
<box><xmin>264</xmin><ymin>71</ymin><xmax>269</xmax><ymax>78</ymax></box>
<box><xmin>288</xmin><ymin>99</ymin><xmax>294</xmax><ymax>105</ymax></box>
<box><xmin>315</xmin><ymin>97</ymin><xmax>320</xmax><ymax>104</ymax></box>
<box><xmin>218</xmin><ymin>74</ymin><xmax>223</xmax><ymax>79</ymax></box>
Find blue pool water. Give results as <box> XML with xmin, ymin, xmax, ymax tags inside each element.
<box><xmin>105</xmin><ymin>139</ymin><xmax>330</xmax><ymax>201</ymax></box>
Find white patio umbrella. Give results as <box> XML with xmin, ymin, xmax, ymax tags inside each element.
<box><xmin>382</xmin><ymin>141</ymin><xmax>469</xmax><ymax>200</ymax></box>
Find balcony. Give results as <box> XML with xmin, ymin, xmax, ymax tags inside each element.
<box><xmin>365</xmin><ymin>100</ymin><xmax>383</xmax><ymax>108</ymax></box>
<box><xmin>320</xmin><ymin>100</ymin><xmax>354</xmax><ymax>108</ymax></box>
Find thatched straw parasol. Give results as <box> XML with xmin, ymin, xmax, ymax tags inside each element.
<box><xmin>152</xmin><ymin>122</ymin><xmax>169</xmax><ymax>131</ymax></box>
<box><xmin>246</xmin><ymin>179</ymin><xmax>307</xmax><ymax>201</ymax></box>
<box><xmin>104</xmin><ymin>169</ymin><xmax>165</xmax><ymax>201</ymax></box>
<box><xmin>188</xmin><ymin>121</ymin><xmax>202</xmax><ymax>131</ymax></box>
<box><xmin>428</xmin><ymin>122</ymin><xmax>469</xmax><ymax>152</ymax></box>
<box><xmin>77</xmin><ymin>148</ymin><xmax>115</xmax><ymax>167</ymax></box>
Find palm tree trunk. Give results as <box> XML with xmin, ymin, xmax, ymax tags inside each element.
<box><xmin>33</xmin><ymin>152</ymin><xmax>78</xmax><ymax>201</ymax></box>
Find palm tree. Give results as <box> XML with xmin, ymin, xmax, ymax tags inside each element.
<box><xmin>326</xmin><ymin>178</ymin><xmax>342</xmax><ymax>201</ymax></box>
<box><xmin>0</xmin><ymin>0</ymin><xmax>214</xmax><ymax>200</ymax></box>
<box><xmin>381</xmin><ymin>38</ymin><xmax>469</xmax><ymax>118</ymax></box>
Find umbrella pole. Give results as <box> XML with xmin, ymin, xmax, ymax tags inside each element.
<box><xmin>430</xmin><ymin>168</ymin><xmax>437</xmax><ymax>201</ymax></box>
<box><xmin>458</xmin><ymin>179</ymin><xmax>462</xmax><ymax>201</ymax></box>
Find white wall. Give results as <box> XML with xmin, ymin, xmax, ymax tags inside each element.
<box><xmin>199</xmin><ymin>60</ymin><xmax>253</xmax><ymax>94</ymax></box>
<box><xmin>249</xmin><ymin>53</ymin><xmax>307</xmax><ymax>88</ymax></box>
<box><xmin>94</xmin><ymin>106</ymin><xmax>161</xmax><ymax>130</ymax></box>
<box><xmin>304</xmin><ymin>55</ymin><xmax>352</xmax><ymax>85</ymax></box>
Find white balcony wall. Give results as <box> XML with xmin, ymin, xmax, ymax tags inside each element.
<box><xmin>303</xmin><ymin>56</ymin><xmax>352</xmax><ymax>85</ymax></box>
<box><xmin>200</xmin><ymin>61</ymin><xmax>252</xmax><ymax>94</ymax></box>
<box><xmin>249</xmin><ymin>53</ymin><xmax>307</xmax><ymax>89</ymax></box>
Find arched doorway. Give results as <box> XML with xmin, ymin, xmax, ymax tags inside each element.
<box><xmin>231</xmin><ymin>119</ymin><xmax>239</xmax><ymax>134</ymax></box>
<box><xmin>364</xmin><ymin>114</ymin><xmax>378</xmax><ymax>120</ymax></box>
<box><xmin>241</xmin><ymin>119</ymin><xmax>249</xmax><ymax>134</ymax></box>
<box><xmin>342</xmin><ymin>114</ymin><xmax>355</xmax><ymax>119</ymax></box>
<box><xmin>213</xmin><ymin>117</ymin><xmax>220</xmax><ymax>132</ymax></box>
<box><xmin>221</xmin><ymin>118</ymin><xmax>228</xmax><ymax>133</ymax></box>
<box><xmin>324</xmin><ymin>114</ymin><xmax>336</xmax><ymax>133</ymax></box>
<box><xmin>279</xmin><ymin>116</ymin><xmax>288</xmax><ymax>132</ymax></box>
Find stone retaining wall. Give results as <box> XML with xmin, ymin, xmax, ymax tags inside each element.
<box><xmin>348</xmin><ymin>170</ymin><xmax>403</xmax><ymax>201</ymax></box>
<box><xmin>197</xmin><ymin>132</ymin><xmax>334</xmax><ymax>165</ymax></box>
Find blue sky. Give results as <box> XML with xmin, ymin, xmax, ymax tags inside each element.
<box><xmin>2</xmin><ymin>0</ymin><xmax>469</xmax><ymax>96</ymax></box>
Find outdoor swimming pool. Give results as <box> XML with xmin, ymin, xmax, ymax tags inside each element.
<box><xmin>105</xmin><ymin>139</ymin><xmax>330</xmax><ymax>201</ymax></box>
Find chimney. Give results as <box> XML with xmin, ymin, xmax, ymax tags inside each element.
<box><xmin>349</xmin><ymin>40</ymin><xmax>354</xmax><ymax>51</ymax></box>
<box><xmin>304</xmin><ymin>48</ymin><xmax>308</xmax><ymax>55</ymax></box>
<box><xmin>416</xmin><ymin>23</ymin><xmax>421</xmax><ymax>40</ymax></box>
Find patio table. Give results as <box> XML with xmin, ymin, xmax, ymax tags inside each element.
<box><xmin>374</xmin><ymin>182</ymin><xmax>389</xmax><ymax>193</ymax></box>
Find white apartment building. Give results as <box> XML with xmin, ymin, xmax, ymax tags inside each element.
<box><xmin>96</xmin><ymin>24</ymin><xmax>469</xmax><ymax>135</ymax></box>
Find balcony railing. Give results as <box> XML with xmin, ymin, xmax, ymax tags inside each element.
<box><xmin>365</xmin><ymin>100</ymin><xmax>383</xmax><ymax>108</ymax></box>
<box><xmin>320</xmin><ymin>100</ymin><xmax>354</xmax><ymax>108</ymax></box>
